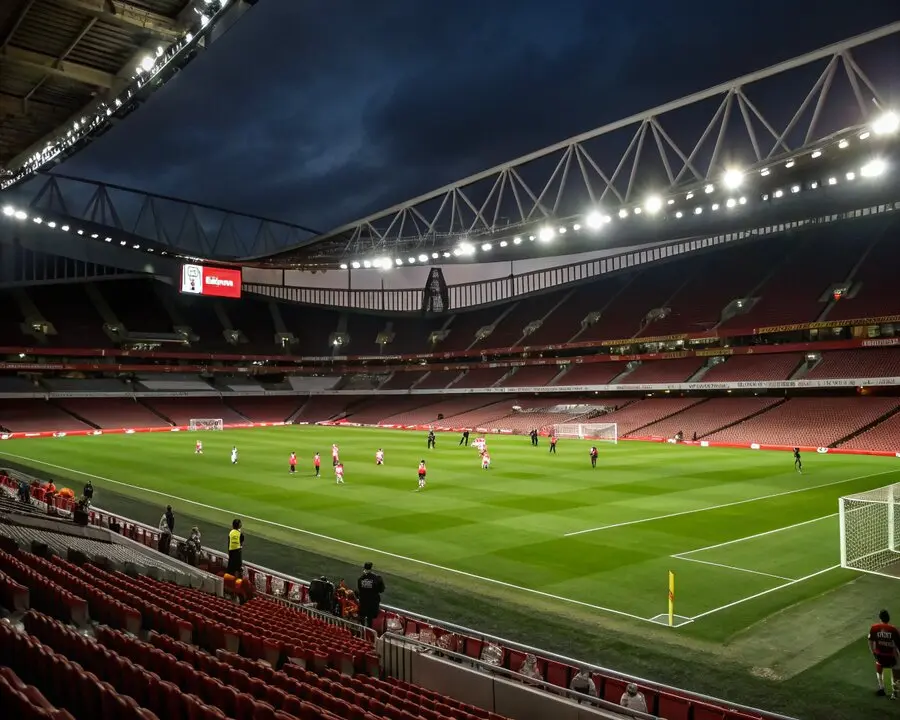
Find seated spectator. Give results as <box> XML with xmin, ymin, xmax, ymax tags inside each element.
<box><xmin>620</xmin><ymin>683</ymin><xmax>648</xmax><ymax>713</ymax></box>
<box><xmin>569</xmin><ymin>667</ymin><xmax>597</xmax><ymax>700</ymax></box>
<box><xmin>308</xmin><ymin>575</ymin><xmax>335</xmax><ymax>613</ymax></box>
<box><xmin>17</xmin><ymin>479</ymin><xmax>30</xmax><ymax>504</ymax></box>
<box><xmin>518</xmin><ymin>653</ymin><xmax>543</xmax><ymax>684</ymax></box>
<box><xmin>179</xmin><ymin>526</ymin><xmax>201</xmax><ymax>566</ymax></box>
<box><xmin>334</xmin><ymin>578</ymin><xmax>358</xmax><ymax>619</ymax></box>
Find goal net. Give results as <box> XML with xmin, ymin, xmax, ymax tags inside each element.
<box><xmin>189</xmin><ymin>418</ymin><xmax>224</xmax><ymax>431</ymax></box>
<box><xmin>550</xmin><ymin>422</ymin><xmax>617</xmax><ymax>443</ymax></box>
<box><xmin>840</xmin><ymin>483</ymin><xmax>900</xmax><ymax>578</ymax></box>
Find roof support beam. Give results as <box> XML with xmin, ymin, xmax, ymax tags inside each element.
<box><xmin>53</xmin><ymin>0</ymin><xmax>182</xmax><ymax>40</ymax></box>
<box><xmin>0</xmin><ymin>45</ymin><xmax>117</xmax><ymax>89</ymax></box>
<box><xmin>0</xmin><ymin>92</ymin><xmax>61</xmax><ymax>117</ymax></box>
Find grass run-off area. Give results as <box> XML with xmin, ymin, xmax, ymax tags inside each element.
<box><xmin>2</xmin><ymin>424</ymin><xmax>900</xmax><ymax>719</ymax></box>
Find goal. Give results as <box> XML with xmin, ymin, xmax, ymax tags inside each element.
<box><xmin>550</xmin><ymin>422</ymin><xmax>617</xmax><ymax>443</ymax></box>
<box><xmin>189</xmin><ymin>418</ymin><xmax>224</xmax><ymax>431</ymax></box>
<box><xmin>840</xmin><ymin>483</ymin><xmax>900</xmax><ymax>578</ymax></box>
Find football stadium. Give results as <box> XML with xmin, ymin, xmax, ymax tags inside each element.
<box><xmin>1</xmin><ymin>5</ymin><xmax>900</xmax><ymax>720</ymax></box>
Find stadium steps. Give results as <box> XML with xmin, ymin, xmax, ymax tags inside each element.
<box><xmin>609</xmin><ymin>362</ymin><xmax>639</xmax><ymax>384</ymax></box>
<box><xmin>832</xmin><ymin>404</ymin><xmax>900</xmax><ymax>448</ymax></box>
<box><xmin>627</xmin><ymin>398</ymin><xmax>710</xmax><ymax>436</ymax></box>
<box><xmin>286</xmin><ymin>398</ymin><xmax>309</xmax><ymax>423</ymax></box>
<box><xmin>568</xmin><ymin>274</ymin><xmax>637</xmax><ymax>344</ymax></box>
<box><xmin>686</xmin><ymin>362</ymin><xmax>711</xmax><ymax>382</ymax></box>
<box><xmin>136</xmin><ymin>399</ymin><xmax>175</xmax><ymax>426</ymax></box>
<box><xmin>512</xmin><ymin>288</ymin><xmax>575</xmax><ymax>348</ymax></box>
<box><xmin>465</xmin><ymin>302</ymin><xmax>518</xmax><ymax>351</ymax></box>
<box><xmin>816</xmin><ymin>224</ymin><xmax>886</xmax><ymax>322</ymax></box>
<box><xmin>695</xmin><ymin>397</ymin><xmax>787</xmax><ymax>439</ymax></box>
<box><xmin>221</xmin><ymin>399</ymin><xmax>252</xmax><ymax>423</ymax></box>
<box><xmin>49</xmin><ymin>400</ymin><xmax>99</xmax><ymax>430</ymax></box>
<box><xmin>789</xmin><ymin>355</ymin><xmax>817</xmax><ymax>379</ymax></box>
<box><xmin>634</xmin><ymin>272</ymin><xmax>695</xmax><ymax>338</ymax></box>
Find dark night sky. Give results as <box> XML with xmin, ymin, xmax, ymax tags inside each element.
<box><xmin>60</xmin><ymin>0</ymin><xmax>900</xmax><ymax>233</ymax></box>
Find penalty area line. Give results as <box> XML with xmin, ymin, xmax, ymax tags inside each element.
<box><xmin>688</xmin><ymin>564</ymin><xmax>841</xmax><ymax>621</ymax></box>
<box><xmin>564</xmin><ymin>468</ymin><xmax>900</xmax><ymax>537</ymax></box>
<box><xmin>0</xmin><ymin>450</ymin><xmax>657</xmax><ymax>626</ymax></box>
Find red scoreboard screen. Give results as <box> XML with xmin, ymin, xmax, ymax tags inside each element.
<box><xmin>179</xmin><ymin>264</ymin><xmax>242</xmax><ymax>299</ymax></box>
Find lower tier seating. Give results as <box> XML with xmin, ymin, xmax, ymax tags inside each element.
<box><xmin>600</xmin><ymin>398</ymin><xmax>702</xmax><ymax>437</ymax></box>
<box><xmin>632</xmin><ymin>398</ymin><xmax>782</xmax><ymax>440</ymax></box>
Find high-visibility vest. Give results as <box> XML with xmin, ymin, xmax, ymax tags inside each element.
<box><xmin>228</xmin><ymin>529</ymin><xmax>242</xmax><ymax>551</ymax></box>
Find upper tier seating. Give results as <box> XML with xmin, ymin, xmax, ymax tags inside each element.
<box><xmin>619</xmin><ymin>358</ymin><xmax>704</xmax><ymax>384</ymax></box>
<box><xmin>223</xmin><ymin>397</ymin><xmax>304</xmax><ymax>423</ymax></box>
<box><xmin>278</xmin><ymin>304</ymin><xmax>341</xmax><ymax>356</ymax></box>
<box><xmin>437</xmin><ymin>400</ymin><xmax>514</xmax><ymax>429</ymax></box>
<box><xmin>826</xmin><ymin>226</ymin><xmax>900</xmax><ymax>320</ymax></box>
<box><xmin>717</xmin><ymin>229</ymin><xmax>863</xmax><ymax>330</ymax></box>
<box><xmin>345</xmin><ymin>397</ymin><xmax>434</xmax><ymax>425</ymax></box>
<box><xmin>455</xmin><ymin>368</ymin><xmax>508</xmax><ymax>389</ymax></box>
<box><xmin>380</xmin><ymin>371</ymin><xmax>427</xmax><ymax>390</ymax></box>
<box><xmin>705</xmin><ymin>397</ymin><xmax>900</xmax><ymax>447</ymax></box>
<box><xmin>29</xmin><ymin>284</ymin><xmax>111</xmax><ymax>347</ymax></box>
<box><xmin>478</xmin><ymin>295</ymin><xmax>560</xmax><ymax>349</ymax></box>
<box><xmin>416</xmin><ymin>370</ymin><xmax>463</xmax><ymax>390</ymax></box>
<box><xmin>0</xmin><ymin>400</ymin><xmax>91</xmax><ymax>433</ymax></box>
<box><xmin>558</xmin><ymin>362</ymin><xmax>628</xmax><ymax>386</ymax></box>
<box><xmin>225</xmin><ymin>299</ymin><xmax>280</xmax><ymax>353</ymax></box>
<box><xmin>805</xmin><ymin>349</ymin><xmax>900</xmax><ymax>380</ymax></box>
<box><xmin>387</xmin><ymin>316</ymin><xmax>448</xmax><ymax>355</ymax></box>
<box><xmin>634</xmin><ymin>398</ymin><xmax>782</xmax><ymax>439</ymax></box>
<box><xmin>499</xmin><ymin>365</ymin><xmax>561</xmax><ymax>387</ymax></box>
<box><xmin>343</xmin><ymin>313</ymin><xmax>384</xmax><ymax>355</ymax></box>
<box><xmin>601</xmin><ymin>398</ymin><xmax>702</xmax><ymax>437</ymax></box>
<box><xmin>101</xmin><ymin>280</ymin><xmax>172</xmax><ymax>334</ymax></box>
<box><xmin>436</xmin><ymin>307</ymin><xmax>505</xmax><ymax>352</ymax></box>
<box><xmin>175</xmin><ymin>295</ymin><xmax>230</xmax><ymax>351</ymax></box>
<box><xmin>699</xmin><ymin>353</ymin><xmax>805</xmax><ymax>382</ymax></box>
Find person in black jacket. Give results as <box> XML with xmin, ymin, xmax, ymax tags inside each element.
<box><xmin>308</xmin><ymin>575</ymin><xmax>335</xmax><ymax>614</ymax></box>
<box><xmin>357</xmin><ymin>561</ymin><xmax>385</xmax><ymax>628</ymax></box>
<box><xmin>83</xmin><ymin>481</ymin><xmax>94</xmax><ymax>500</ymax></box>
<box><xmin>459</xmin><ymin>430</ymin><xmax>469</xmax><ymax>446</ymax></box>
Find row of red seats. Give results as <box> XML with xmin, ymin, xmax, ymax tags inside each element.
<box><xmin>0</xmin><ymin>565</ymin><xmax>31</xmax><ymax>612</ymax></box>
<box><xmin>0</xmin><ymin>549</ymin><xmax>88</xmax><ymax>624</ymax></box>
<box><xmin>11</xmin><ymin>550</ymin><xmax>141</xmax><ymax>632</ymax></box>
<box><xmin>0</xmin><ymin>619</ymin><xmax>160</xmax><ymax>720</ymax></box>
<box><xmin>0</xmin><ymin>666</ymin><xmax>75</xmax><ymax>720</ymax></box>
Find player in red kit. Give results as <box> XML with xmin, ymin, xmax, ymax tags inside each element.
<box><xmin>550</xmin><ymin>436</ymin><xmax>558</xmax><ymax>454</ymax></box>
<box><xmin>416</xmin><ymin>460</ymin><xmax>427</xmax><ymax>491</ymax></box>
<box><xmin>195</xmin><ymin>440</ymin><xmax>203</xmax><ymax>454</ymax></box>
<box><xmin>869</xmin><ymin>609</ymin><xmax>900</xmax><ymax>697</ymax></box>
<box><xmin>313</xmin><ymin>452</ymin><xmax>321</xmax><ymax>477</ymax></box>
<box><xmin>289</xmin><ymin>452</ymin><xmax>297</xmax><ymax>474</ymax></box>
<box><xmin>590</xmin><ymin>446</ymin><xmax>598</xmax><ymax>468</ymax></box>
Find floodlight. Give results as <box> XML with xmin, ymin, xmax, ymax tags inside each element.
<box><xmin>394</xmin><ymin>258</ymin><xmax>403</xmax><ymax>265</ymax></box>
<box><xmin>513</xmin><ymin>236</ymin><xmax>522</xmax><ymax>245</ymax></box>
<box><xmin>872</xmin><ymin>111</ymin><xmax>899</xmax><ymax>135</ymax></box>
<box><xmin>859</xmin><ymin>131</ymin><xmax>870</xmax><ymax>140</ymax></box>
<box><xmin>585</xmin><ymin>211</ymin><xmax>603</xmax><ymax>229</ymax></box>
<box><xmin>675</xmin><ymin>211</ymin><xmax>683</xmax><ymax>218</ymax></box>
<box><xmin>61</xmin><ymin>225</ymin><xmax>69</xmax><ymax>231</ymax></box>
<box><xmin>846</xmin><ymin>171</ymin><xmax>856</xmax><ymax>181</ymax></box>
<box><xmin>704</xmin><ymin>183</ymin><xmax>714</xmax><ymax>194</ymax></box>
<box><xmin>722</xmin><ymin>169</ymin><xmax>743</xmax><ymax>190</ymax></box>
<box><xmin>119</xmin><ymin>240</ymin><xmax>126</xmax><ymax>245</ymax></box>
<box><xmin>48</xmin><ymin>221</ymin><xmax>56</xmax><ymax>228</ymax></box>
<box><xmin>340</xmin><ymin>263</ymin><xmax>348</xmax><ymax>270</ymax></box>
<box><xmin>694</xmin><ymin>207</ymin><xmax>702</xmax><ymax>215</ymax></box>
<box><xmin>351</xmin><ymin>261</ymin><xmax>360</xmax><ymax>269</ymax></box>
<box><xmin>726</xmin><ymin>198</ymin><xmax>737</xmax><ymax>208</ymax></box>
<box><xmin>407</xmin><ymin>257</ymin><xmax>415</xmax><ymax>264</ymax></box>
<box><xmin>77</xmin><ymin>229</ymin><xmax>83</xmax><ymax>234</ymax></box>
<box><xmin>499</xmin><ymin>240</ymin><xmax>508</xmax><ymax>247</ymax></box>
<box><xmin>90</xmin><ymin>233</ymin><xmax>98</xmax><ymax>238</ymax></box>
<box><xmin>442</xmin><ymin>251</ymin><xmax>451</xmax><ymax>258</ymax></box>
<box><xmin>139</xmin><ymin>55</ymin><xmax>154</xmax><ymax>72</ymax></box>
<box><xmin>1</xmin><ymin>205</ymin><xmax>13</xmax><ymax>216</ymax></box>
<box><xmin>791</xmin><ymin>185</ymin><xmax>800</xmax><ymax>193</ymax></box>
<box><xmin>452</xmin><ymin>248</ymin><xmax>462</xmax><ymax>256</ymax></box>
<box><xmin>14</xmin><ymin>210</ymin><xmax>26</xmax><ymax>220</ymax></box>
<box><xmin>418</xmin><ymin>254</ymin><xmax>428</xmax><ymax>262</ymax></box>
<box><xmin>760</xmin><ymin>168</ymin><xmax>770</xmax><ymax>177</ymax></box>
<box><xmin>810</xmin><ymin>181</ymin><xmax>818</xmax><ymax>189</ymax></box>
<box><xmin>370</xmin><ymin>259</ymin><xmax>379</xmax><ymax>268</ymax></box>
<box><xmin>633</xmin><ymin>207</ymin><xmax>642</xmax><ymax>215</ymax></box>
<box><xmin>33</xmin><ymin>217</ymin><xmax>42</xmax><ymax>224</ymax></box>
<box><xmin>785</xmin><ymin>160</ymin><xmax>795</xmax><ymax>168</ymax></box>
<box><xmin>432</xmin><ymin>252</ymin><xmax>439</xmax><ymax>259</ymax></box>
<box><xmin>618</xmin><ymin>208</ymin><xmax>628</xmax><ymax>219</ymax></box>
<box><xmin>667</xmin><ymin>199</ymin><xmax>675</xmax><ymax>205</ymax></box>
<box><xmin>538</xmin><ymin>227</ymin><xmax>555</xmax><ymax>242</ymax></box>
<box><xmin>739</xmin><ymin>196</ymin><xmax>747</xmax><ymax>205</ymax></box>
<box><xmin>644</xmin><ymin>195</ymin><xmax>663</xmax><ymax>214</ymax></box>
<box><xmin>828</xmin><ymin>177</ymin><xmax>837</xmax><ymax>185</ymax></box>
<box><xmin>811</xmin><ymin>150</ymin><xmax>822</xmax><ymax>159</ymax></box>
<box><xmin>861</xmin><ymin>159</ymin><xmax>887</xmax><ymax>178</ymax></box>
<box><xmin>481</xmin><ymin>243</ymin><xmax>492</xmax><ymax>251</ymax></box>
<box><xmin>711</xmin><ymin>203</ymin><xmax>719</xmax><ymax>211</ymax></box>
<box><xmin>685</xmin><ymin>191</ymin><xmax>694</xmax><ymax>200</ymax></box>
<box><xmin>380</xmin><ymin>257</ymin><xmax>392</xmax><ymax>267</ymax></box>
<box><xmin>458</xmin><ymin>242</ymin><xmax>475</xmax><ymax>255</ymax></box>
<box><xmin>774</xmin><ymin>189</ymin><xmax>784</xmax><ymax>198</ymax></box>
<box><xmin>572</xmin><ymin>223</ymin><xmax>581</xmax><ymax>231</ymax></box>
<box><xmin>133</xmin><ymin>244</ymin><xmax>140</xmax><ymax>249</ymax></box>
<box><xmin>838</xmin><ymin>139</ymin><xmax>849</xmax><ymax>149</ymax></box>
<box><xmin>558</xmin><ymin>226</ymin><xmax>567</xmax><ymax>233</ymax></box>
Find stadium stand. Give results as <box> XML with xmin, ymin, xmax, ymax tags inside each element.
<box><xmin>558</xmin><ymin>362</ymin><xmax>628</xmax><ymax>386</ymax></box>
<box><xmin>804</xmin><ymin>348</ymin><xmax>900</xmax><ymax>380</ymax></box>
<box><xmin>618</xmin><ymin>358</ymin><xmax>705</xmax><ymax>384</ymax></box>
<box><xmin>29</xmin><ymin>283</ymin><xmax>111</xmax><ymax>347</ymax></box>
<box><xmin>455</xmin><ymin>368</ymin><xmax>509</xmax><ymax>389</ymax></box>
<box><xmin>438</xmin><ymin>306</ymin><xmax>505</xmax><ymax>352</ymax></box>
<box><xmin>280</xmin><ymin>304</ymin><xmax>341</xmax><ymax>356</ymax></box>
<box><xmin>176</xmin><ymin>294</ymin><xmax>229</xmax><ymax>351</ymax></box>
<box><xmin>499</xmin><ymin>365</ymin><xmax>561</xmax><ymax>387</ymax></box>
<box><xmin>705</xmin><ymin>397</ymin><xmax>900</xmax><ymax>447</ymax></box>
<box><xmin>221</xmin><ymin>397</ymin><xmax>304</xmax><ymax>423</ymax></box>
<box><xmin>101</xmin><ymin>280</ymin><xmax>173</xmax><ymax>334</ymax></box>
<box><xmin>0</xmin><ymin>400</ymin><xmax>91</xmax><ymax>433</ymax></box>
<box><xmin>141</xmin><ymin>398</ymin><xmax>247</xmax><ymax>427</ymax></box>
<box><xmin>39</xmin><ymin>378</ymin><xmax>129</xmax><ymax>393</ymax></box>
<box><xmin>600</xmin><ymin>398</ymin><xmax>702</xmax><ymax>437</ymax></box>
<box><xmin>699</xmin><ymin>353</ymin><xmax>806</xmax><ymax>382</ymax></box>
<box><xmin>294</xmin><ymin>395</ymin><xmax>362</xmax><ymax>423</ymax></box>
<box><xmin>226</xmin><ymin>297</ymin><xmax>280</xmax><ymax>353</ymax></box>
<box><xmin>55</xmin><ymin>398</ymin><xmax>170</xmax><ymax>429</ymax></box>
<box><xmin>841</xmin><ymin>408</ymin><xmax>900</xmax><ymax>452</ymax></box>
<box><xmin>380</xmin><ymin>371</ymin><xmax>427</xmax><ymax>390</ymax></box>
<box><xmin>388</xmin><ymin>316</ymin><xmax>448</xmax><ymax>354</ymax></box>
<box><xmin>826</xmin><ymin>225</ymin><xmax>900</xmax><ymax>321</ymax></box>
<box><xmin>417</xmin><ymin>370</ymin><xmax>463</xmax><ymax>390</ymax></box>
<box><xmin>632</xmin><ymin>398</ymin><xmax>783</xmax><ymax>440</ymax></box>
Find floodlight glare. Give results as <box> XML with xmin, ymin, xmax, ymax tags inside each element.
<box><xmin>711</xmin><ymin>203</ymin><xmax>719</xmax><ymax>211</ymax></box>
<box><xmin>861</xmin><ymin>159</ymin><xmax>887</xmax><ymax>178</ymax></box>
<box><xmin>633</xmin><ymin>207</ymin><xmax>642</xmax><ymax>215</ymax></box>
<box><xmin>47</xmin><ymin>222</ymin><xmax>56</xmax><ymax>228</ymax></box>
<box><xmin>33</xmin><ymin>217</ymin><xmax>42</xmax><ymax>224</ymax></box>
<box><xmin>418</xmin><ymin>254</ymin><xmax>428</xmax><ymax>262</ymax></box>
<box><xmin>481</xmin><ymin>243</ymin><xmax>492</xmax><ymax>251</ymax></box>
<box><xmin>513</xmin><ymin>236</ymin><xmax>522</xmax><ymax>245</ymax></box>
<box><xmin>585</xmin><ymin>211</ymin><xmax>604</xmax><ymax>229</ymax></box>
<box><xmin>431</xmin><ymin>252</ymin><xmax>439</xmax><ymax>259</ymax></box>
<box><xmin>380</xmin><ymin>257</ymin><xmax>392</xmax><ymax>268</ymax></box>
<box><xmin>722</xmin><ymin>169</ymin><xmax>743</xmax><ymax>190</ymax></box>
<box><xmin>559</xmin><ymin>226</ymin><xmax>567</xmax><ymax>232</ymax></box>
<box><xmin>774</xmin><ymin>189</ymin><xmax>784</xmax><ymax>198</ymax></box>
<box><xmin>726</xmin><ymin>198</ymin><xmax>737</xmax><ymax>208</ymax></box>
<box><xmin>139</xmin><ymin>55</ymin><xmax>154</xmax><ymax>72</ymax></box>
<box><xmin>499</xmin><ymin>240</ymin><xmax>508</xmax><ymax>247</ymax></box>
<box><xmin>704</xmin><ymin>184</ymin><xmax>714</xmax><ymax>194</ymax></box>
<box><xmin>452</xmin><ymin>248</ymin><xmax>462</xmax><ymax>256</ymax></box>
<box><xmin>1</xmin><ymin>205</ymin><xmax>13</xmax><ymax>216</ymax></box>
<box><xmin>407</xmin><ymin>257</ymin><xmax>415</xmax><ymax>264</ymax></box>
<box><xmin>739</xmin><ymin>196</ymin><xmax>747</xmax><ymax>205</ymax></box>
<box><xmin>846</xmin><ymin>171</ymin><xmax>856</xmax><ymax>181</ymax></box>
<box><xmin>785</xmin><ymin>160</ymin><xmax>795</xmax><ymax>168</ymax></box>
<box><xmin>442</xmin><ymin>251</ymin><xmax>451</xmax><ymax>258</ymax></box>
<box><xmin>838</xmin><ymin>139</ymin><xmax>849</xmax><ymax>149</ymax></box>
<box><xmin>811</xmin><ymin>150</ymin><xmax>822</xmax><ymax>159</ymax></box>
<box><xmin>760</xmin><ymin>168</ymin><xmax>770</xmax><ymax>177</ymax></box>
<box><xmin>340</xmin><ymin>263</ymin><xmax>348</xmax><ymax>270</ymax></box>
<box><xmin>14</xmin><ymin>210</ymin><xmax>26</xmax><ymax>220</ymax></box>
<box><xmin>828</xmin><ymin>177</ymin><xmax>837</xmax><ymax>185</ymax></box>
<box><xmin>618</xmin><ymin>208</ymin><xmax>628</xmax><ymax>219</ymax></box>
<box><xmin>644</xmin><ymin>195</ymin><xmax>663</xmax><ymax>214</ymax></box>
<box><xmin>694</xmin><ymin>207</ymin><xmax>702</xmax><ymax>215</ymax></box>
<box><xmin>791</xmin><ymin>185</ymin><xmax>800</xmax><ymax>193</ymax></box>
<box><xmin>537</xmin><ymin>227</ymin><xmax>555</xmax><ymax>242</ymax></box>
<box><xmin>61</xmin><ymin>225</ymin><xmax>69</xmax><ymax>231</ymax></box>
<box><xmin>873</xmin><ymin>111</ymin><xmax>899</xmax><ymax>135</ymax></box>
<box><xmin>458</xmin><ymin>242</ymin><xmax>475</xmax><ymax>255</ymax></box>
<box><xmin>394</xmin><ymin>258</ymin><xmax>403</xmax><ymax>265</ymax></box>
<box><xmin>572</xmin><ymin>223</ymin><xmax>581</xmax><ymax>231</ymax></box>
<box><xmin>675</xmin><ymin>211</ymin><xmax>683</xmax><ymax>218</ymax></box>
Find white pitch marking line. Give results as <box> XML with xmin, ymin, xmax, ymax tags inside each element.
<box><xmin>688</xmin><ymin>564</ymin><xmax>841</xmax><ymax>621</ymax></box>
<box><xmin>0</xmin><ymin>450</ymin><xmax>657</xmax><ymax>625</ymax></box>
<box><xmin>564</xmin><ymin>468</ymin><xmax>900</xmax><ymax>537</ymax></box>
<box><xmin>673</xmin><ymin>513</ymin><xmax>838</xmax><ymax>557</ymax></box>
<box><xmin>671</xmin><ymin>555</ymin><xmax>796</xmax><ymax>582</ymax></box>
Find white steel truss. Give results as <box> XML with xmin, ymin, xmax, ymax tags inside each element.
<box><xmin>290</xmin><ymin>21</ymin><xmax>900</xmax><ymax>260</ymax></box>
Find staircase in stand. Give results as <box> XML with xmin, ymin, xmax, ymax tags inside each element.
<box><xmin>700</xmin><ymin>398</ymin><xmax>788</xmax><ymax>438</ymax></box>
<box><xmin>833</xmin><ymin>405</ymin><xmax>900</xmax><ymax>448</ymax></box>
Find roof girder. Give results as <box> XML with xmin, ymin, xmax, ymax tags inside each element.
<box><xmin>0</xmin><ymin>45</ymin><xmax>122</xmax><ymax>90</ymax></box>
<box><xmin>53</xmin><ymin>0</ymin><xmax>183</xmax><ymax>40</ymax></box>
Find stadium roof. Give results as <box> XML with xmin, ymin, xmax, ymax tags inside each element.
<box><xmin>0</xmin><ymin>0</ymin><xmax>192</xmax><ymax>176</ymax></box>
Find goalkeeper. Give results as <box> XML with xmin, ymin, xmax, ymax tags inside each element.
<box><xmin>869</xmin><ymin>609</ymin><xmax>900</xmax><ymax>698</ymax></box>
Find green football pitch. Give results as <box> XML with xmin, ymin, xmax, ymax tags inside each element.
<box><xmin>2</xmin><ymin>425</ymin><xmax>900</xmax><ymax>717</ymax></box>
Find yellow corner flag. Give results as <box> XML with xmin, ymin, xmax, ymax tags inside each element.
<box><xmin>668</xmin><ymin>571</ymin><xmax>675</xmax><ymax>627</ymax></box>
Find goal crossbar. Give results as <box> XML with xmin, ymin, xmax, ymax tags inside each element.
<box><xmin>551</xmin><ymin>422</ymin><xmax>617</xmax><ymax>443</ymax></box>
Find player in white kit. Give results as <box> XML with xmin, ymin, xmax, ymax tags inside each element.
<box><xmin>231</xmin><ymin>446</ymin><xmax>238</xmax><ymax>464</ymax></box>
<box><xmin>375</xmin><ymin>449</ymin><xmax>384</xmax><ymax>465</ymax></box>
<box><xmin>335</xmin><ymin>462</ymin><xmax>345</xmax><ymax>484</ymax></box>
<box><xmin>481</xmin><ymin>451</ymin><xmax>491</xmax><ymax>470</ymax></box>
<box><xmin>195</xmin><ymin>440</ymin><xmax>203</xmax><ymax>454</ymax></box>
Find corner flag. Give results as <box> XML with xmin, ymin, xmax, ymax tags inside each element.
<box><xmin>668</xmin><ymin>571</ymin><xmax>675</xmax><ymax>627</ymax></box>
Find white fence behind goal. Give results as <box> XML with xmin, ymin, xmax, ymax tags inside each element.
<box><xmin>189</xmin><ymin>418</ymin><xmax>224</xmax><ymax>431</ymax></box>
<box><xmin>840</xmin><ymin>483</ymin><xmax>900</xmax><ymax>578</ymax></box>
<box><xmin>551</xmin><ymin>423</ymin><xmax>617</xmax><ymax>443</ymax></box>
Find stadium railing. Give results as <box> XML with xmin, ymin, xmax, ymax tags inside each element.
<box><xmin>83</xmin><ymin>504</ymin><xmax>795</xmax><ymax>720</ymax></box>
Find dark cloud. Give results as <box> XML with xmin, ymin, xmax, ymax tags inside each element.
<box><xmin>59</xmin><ymin>0</ymin><xmax>900</xmax><ymax>235</ymax></box>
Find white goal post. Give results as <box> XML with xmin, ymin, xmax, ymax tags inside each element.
<box><xmin>189</xmin><ymin>418</ymin><xmax>224</xmax><ymax>431</ymax></box>
<box><xmin>840</xmin><ymin>483</ymin><xmax>900</xmax><ymax>578</ymax></box>
<box><xmin>550</xmin><ymin>422</ymin><xmax>618</xmax><ymax>443</ymax></box>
